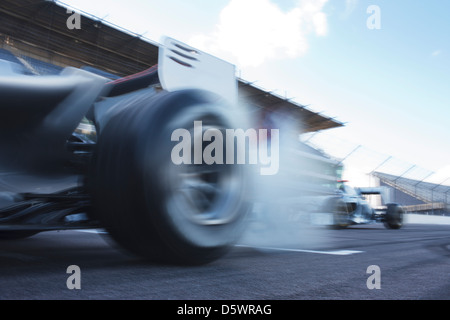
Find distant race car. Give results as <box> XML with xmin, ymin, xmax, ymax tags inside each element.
<box><xmin>0</xmin><ymin>37</ymin><xmax>251</xmax><ymax>265</ymax></box>
<box><xmin>324</xmin><ymin>181</ymin><xmax>404</xmax><ymax>229</ymax></box>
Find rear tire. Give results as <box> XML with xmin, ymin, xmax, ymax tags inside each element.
<box><xmin>384</xmin><ymin>203</ymin><xmax>404</xmax><ymax>229</ymax></box>
<box><xmin>92</xmin><ymin>89</ymin><xmax>250</xmax><ymax>265</ymax></box>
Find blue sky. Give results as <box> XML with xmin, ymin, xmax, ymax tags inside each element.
<box><xmin>62</xmin><ymin>0</ymin><xmax>450</xmax><ymax>184</ymax></box>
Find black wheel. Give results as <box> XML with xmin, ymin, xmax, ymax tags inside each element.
<box><xmin>384</xmin><ymin>203</ymin><xmax>404</xmax><ymax>229</ymax></box>
<box><xmin>0</xmin><ymin>231</ymin><xmax>39</xmax><ymax>240</ymax></box>
<box><xmin>92</xmin><ymin>89</ymin><xmax>251</xmax><ymax>265</ymax></box>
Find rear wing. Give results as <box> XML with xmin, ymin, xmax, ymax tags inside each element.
<box><xmin>158</xmin><ymin>37</ymin><xmax>238</xmax><ymax>105</ymax></box>
<box><xmin>357</xmin><ymin>187</ymin><xmax>382</xmax><ymax>195</ymax></box>
<box><xmin>357</xmin><ymin>187</ymin><xmax>393</xmax><ymax>204</ymax></box>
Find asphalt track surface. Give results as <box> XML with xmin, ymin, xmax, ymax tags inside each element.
<box><xmin>0</xmin><ymin>220</ymin><xmax>449</xmax><ymax>300</ymax></box>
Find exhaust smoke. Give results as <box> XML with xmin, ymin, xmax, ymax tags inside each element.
<box><xmin>237</xmin><ymin>108</ymin><xmax>333</xmax><ymax>251</ymax></box>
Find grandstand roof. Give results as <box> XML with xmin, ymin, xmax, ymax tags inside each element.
<box><xmin>0</xmin><ymin>0</ymin><xmax>344</xmax><ymax>133</ymax></box>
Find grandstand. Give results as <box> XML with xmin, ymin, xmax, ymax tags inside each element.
<box><xmin>372</xmin><ymin>172</ymin><xmax>450</xmax><ymax>216</ymax></box>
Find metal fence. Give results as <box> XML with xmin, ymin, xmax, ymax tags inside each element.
<box><xmin>301</xmin><ymin>131</ymin><xmax>450</xmax><ymax>215</ymax></box>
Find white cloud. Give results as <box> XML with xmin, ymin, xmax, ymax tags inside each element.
<box><xmin>189</xmin><ymin>0</ymin><xmax>329</xmax><ymax>68</ymax></box>
<box><xmin>431</xmin><ymin>50</ymin><xmax>442</xmax><ymax>57</ymax></box>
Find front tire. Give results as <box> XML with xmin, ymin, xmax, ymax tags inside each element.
<box><xmin>92</xmin><ymin>89</ymin><xmax>250</xmax><ymax>265</ymax></box>
<box><xmin>327</xmin><ymin>198</ymin><xmax>350</xmax><ymax>229</ymax></box>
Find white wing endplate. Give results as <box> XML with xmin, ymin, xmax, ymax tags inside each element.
<box><xmin>158</xmin><ymin>37</ymin><xmax>237</xmax><ymax>105</ymax></box>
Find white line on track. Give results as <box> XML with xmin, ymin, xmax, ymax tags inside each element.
<box><xmin>235</xmin><ymin>244</ymin><xmax>364</xmax><ymax>256</ymax></box>
<box><xmin>75</xmin><ymin>230</ymin><xmax>364</xmax><ymax>256</ymax></box>
<box><xmin>75</xmin><ymin>229</ymin><xmax>107</xmax><ymax>234</ymax></box>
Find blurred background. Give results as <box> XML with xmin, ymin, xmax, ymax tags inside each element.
<box><xmin>1</xmin><ymin>0</ymin><xmax>448</xmax><ymax>218</ymax></box>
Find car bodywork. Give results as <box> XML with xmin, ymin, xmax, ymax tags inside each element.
<box><xmin>326</xmin><ymin>181</ymin><xmax>404</xmax><ymax>229</ymax></box>
<box><xmin>0</xmin><ymin>37</ymin><xmax>250</xmax><ymax>264</ymax></box>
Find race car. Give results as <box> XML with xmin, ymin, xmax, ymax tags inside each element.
<box><xmin>0</xmin><ymin>37</ymin><xmax>251</xmax><ymax>265</ymax></box>
<box><xmin>324</xmin><ymin>181</ymin><xmax>404</xmax><ymax>229</ymax></box>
